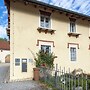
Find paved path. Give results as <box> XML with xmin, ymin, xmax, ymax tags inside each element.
<box><xmin>0</xmin><ymin>81</ymin><xmax>44</xmax><ymax>90</ymax></box>
<box><xmin>0</xmin><ymin>63</ymin><xmax>10</xmax><ymax>83</ymax></box>
<box><xmin>0</xmin><ymin>63</ymin><xmax>46</xmax><ymax>90</ymax></box>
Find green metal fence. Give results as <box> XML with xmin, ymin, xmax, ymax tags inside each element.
<box><xmin>39</xmin><ymin>64</ymin><xmax>90</xmax><ymax>90</ymax></box>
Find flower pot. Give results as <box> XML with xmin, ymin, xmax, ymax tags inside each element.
<box><xmin>33</xmin><ymin>68</ymin><xmax>40</xmax><ymax>81</ymax></box>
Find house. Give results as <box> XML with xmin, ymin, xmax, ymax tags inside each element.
<box><xmin>4</xmin><ymin>0</ymin><xmax>90</xmax><ymax>81</ymax></box>
<box><xmin>0</xmin><ymin>40</ymin><xmax>10</xmax><ymax>63</ymax></box>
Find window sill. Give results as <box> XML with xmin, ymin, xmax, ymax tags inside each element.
<box><xmin>37</xmin><ymin>27</ymin><xmax>56</xmax><ymax>35</ymax></box>
<box><xmin>68</xmin><ymin>32</ymin><xmax>81</xmax><ymax>38</ymax></box>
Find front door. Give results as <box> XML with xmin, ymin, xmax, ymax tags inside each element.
<box><xmin>22</xmin><ymin>59</ymin><xmax>27</xmax><ymax>72</ymax></box>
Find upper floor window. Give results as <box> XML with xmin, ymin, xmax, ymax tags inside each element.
<box><xmin>70</xmin><ymin>18</ymin><xmax>76</xmax><ymax>33</ymax></box>
<box><xmin>68</xmin><ymin>18</ymin><xmax>81</xmax><ymax>38</ymax></box>
<box><xmin>40</xmin><ymin>10</ymin><xmax>51</xmax><ymax>28</ymax></box>
<box><xmin>41</xmin><ymin>45</ymin><xmax>51</xmax><ymax>53</ymax></box>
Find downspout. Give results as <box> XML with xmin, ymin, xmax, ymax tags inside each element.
<box><xmin>12</xmin><ymin>1</ymin><xmax>15</xmax><ymax>76</ymax></box>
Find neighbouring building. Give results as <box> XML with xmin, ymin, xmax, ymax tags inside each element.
<box><xmin>5</xmin><ymin>0</ymin><xmax>90</xmax><ymax>81</ymax></box>
<box><xmin>0</xmin><ymin>40</ymin><xmax>10</xmax><ymax>63</ymax></box>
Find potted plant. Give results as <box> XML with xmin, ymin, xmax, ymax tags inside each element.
<box><xmin>33</xmin><ymin>51</ymin><xmax>57</xmax><ymax>81</ymax></box>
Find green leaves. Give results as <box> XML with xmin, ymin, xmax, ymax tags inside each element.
<box><xmin>35</xmin><ymin>51</ymin><xmax>57</xmax><ymax>68</ymax></box>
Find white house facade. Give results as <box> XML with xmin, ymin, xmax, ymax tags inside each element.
<box><xmin>5</xmin><ymin>0</ymin><xmax>90</xmax><ymax>81</ymax></box>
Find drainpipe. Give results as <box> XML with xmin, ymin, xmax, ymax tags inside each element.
<box><xmin>12</xmin><ymin>1</ymin><xmax>15</xmax><ymax>77</ymax></box>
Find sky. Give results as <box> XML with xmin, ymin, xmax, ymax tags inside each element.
<box><xmin>38</xmin><ymin>0</ymin><xmax>90</xmax><ymax>16</ymax></box>
<box><xmin>0</xmin><ymin>0</ymin><xmax>8</xmax><ymax>39</ymax></box>
<box><xmin>0</xmin><ymin>0</ymin><xmax>90</xmax><ymax>39</ymax></box>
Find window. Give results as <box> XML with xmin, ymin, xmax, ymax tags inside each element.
<box><xmin>41</xmin><ymin>45</ymin><xmax>51</xmax><ymax>53</ymax></box>
<box><xmin>15</xmin><ymin>58</ymin><xmax>20</xmax><ymax>66</ymax></box>
<box><xmin>68</xmin><ymin>19</ymin><xmax>80</xmax><ymax>38</ymax></box>
<box><xmin>38</xmin><ymin>40</ymin><xmax>54</xmax><ymax>53</ymax></box>
<box><xmin>70</xmin><ymin>19</ymin><xmax>76</xmax><ymax>33</ymax></box>
<box><xmin>70</xmin><ymin>47</ymin><xmax>76</xmax><ymax>61</ymax></box>
<box><xmin>40</xmin><ymin>11</ymin><xmax>51</xmax><ymax>28</ymax></box>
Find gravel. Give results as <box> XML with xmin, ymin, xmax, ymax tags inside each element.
<box><xmin>0</xmin><ymin>63</ymin><xmax>46</xmax><ymax>90</ymax></box>
<box><xmin>0</xmin><ymin>80</ymin><xmax>43</xmax><ymax>90</ymax></box>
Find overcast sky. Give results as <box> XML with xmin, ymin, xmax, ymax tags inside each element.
<box><xmin>0</xmin><ymin>0</ymin><xmax>90</xmax><ymax>39</ymax></box>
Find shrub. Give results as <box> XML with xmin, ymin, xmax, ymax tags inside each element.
<box><xmin>34</xmin><ymin>51</ymin><xmax>57</xmax><ymax>68</ymax></box>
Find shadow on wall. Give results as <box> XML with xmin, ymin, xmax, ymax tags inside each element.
<box><xmin>5</xmin><ymin>54</ymin><xmax>10</xmax><ymax>63</ymax></box>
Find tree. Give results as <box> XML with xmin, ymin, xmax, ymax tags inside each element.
<box><xmin>0</xmin><ymin>38</ymin><xmax>7</xmax><ymax>41</ymax></box>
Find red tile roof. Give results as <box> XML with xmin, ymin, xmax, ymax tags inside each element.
<box><xmin>0</xmin><ymin>40</ymin><xmax>10</xmax><ymax>50</ymax></box>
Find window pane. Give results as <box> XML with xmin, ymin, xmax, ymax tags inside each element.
<box><xmin>46</xmin><ymin>17</ymin><xmax>50</xmax><ymax>22</ymax></box>
<box><xmin>70</xmin><ymin>21</ymin><xmax>76</xmax><ymax>32</ymax></box>
<box><xmin>45</xmin><ymin>23</ymin><xmax>49</xmax><ymax>28</ymax></box>
<box><xmin>70</xmin><ymin>47</ymin><xmax>76</xmax><ymax>61</ymax></box>
<box><xmin>41</xmin><ymin>16</ymin><xmax>44</xmax><ymax>21</ymax></box>
<box><xmin>41</xmin><ymin>45</ymin><xmax>51</xmax><ymax>53</ymax></box>
<box><xmin>40</xmin><ymin>16</ymin><xmax>44</xmax><ymax>27</ymax></box>
<box><xmin>41</xmin><ymin>22</ymin><xmax>44</xmax><ymax>27</ymax></box>
<box><xmin>40</xmin><ymin>14</ymin><xmax>51</xmax><ymax>28</ymax></box>
<box><xmin>15</xmin><ymin>58</ymin><xmax>20</xmax><ymax>66</ymax></box>
<box><xmin>45</xmin><ymin>17</ymin><xmax>50</xmax><ymax>28</ymax></box>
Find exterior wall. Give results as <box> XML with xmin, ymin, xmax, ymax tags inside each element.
<box><xmin>10</xmin><ymin>1</ymin><xmax>90</xmax><ymax>81</ymax></box>
<box><xmin>0</xmin><ymin>50</ymin><xmax>10</xmax><ymax>63</ymax></box>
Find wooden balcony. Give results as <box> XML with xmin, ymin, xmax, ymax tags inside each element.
<box><xmin>37</xmin><ymin>27</ymin><xmax>56</xmax><ymax>35</ymax></box>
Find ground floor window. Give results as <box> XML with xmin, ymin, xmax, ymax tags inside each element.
<box><xmin>41</xmin><ymin>45</ymin><xmax>51</xmax><ymax>53</ymax></box>
<box><xmin>70</xmin><ymin>47</ymin><xmax>76</xmax><ymax>61</ymax></box>
<box><xmin>15</xmin><ymin>58</ymin><xmax>20</xmax><ymax>66</ymax></box>
<box><xmin>37</xmin><ymin>40</ymin><xmax>54</xmax><ymax>53</ymax></box>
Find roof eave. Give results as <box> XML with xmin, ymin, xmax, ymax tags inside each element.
<box><xmin>25</xmin><ymin>0</ymin><xmax>90</xmax><ymax>20</ymax></box>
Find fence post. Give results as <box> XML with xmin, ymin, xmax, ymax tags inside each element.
<box><xmin>78</xmin><ymin>74</ymin><xmax>79</xmax><ymax>89</ymax></box>
<box><xmin>64</xmin><ymin>67</ymin><xmax>66</xmax><ymax>90</ymax></box>
<box><xmin>71</xmin><ymin>74</ymin><xmax>73</xmax><ymax>90</ymax></box>
<box><xmin>74</xmin><ymin>75</ymin><xmax>76</xmax><ymax>90</ymax></box>
<box><xmin>69</xmin><ymin>68</ymin><xmax>70</xmax><ymax>90</ymax></box>
<box><xmin>82</xmin><ymin>73</ymin><xmax>83</xmax><ymax>90</ymax></box>
<box><xmin>86</xmin><ymin>75</ymin><xmax>87</xmax><ymax>90</ymax></box>
<box><xmin>55</xmin><ymin>64</ymin><xmax>58</xmax><ymax>88</ymax></box>
<box><xmin>43</xmin><ymin>67</ymin><xmax>47</xmax><ymax>83</ymax></box>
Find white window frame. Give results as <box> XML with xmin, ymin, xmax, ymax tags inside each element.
<box><xmin>39</xmin><ymin>41</ymin><xmax>53</xmax><ymax>53</ymax></box>
<box><xmin>68</xmin><ymin>19</ymin><xmax>77</xmax><ymax>33</ymax></box>
<box><xmin>15</xmin><ymin>58</ymin><xmax>20</xmax><ymax>66</ymax></box>
<box><xmin>70</xmin><ymin>20</ymin><xmax>76</xmax><ymax>32</ymax></box>
<box><xmin>69</xmin><ymin>44</ymin><xmax>77</xmax><ymax>61</ymax></box>
<box><xmin>39</xmin><ymin>11</ymin><xmax>52</xmax><ymax>29</ymax></box>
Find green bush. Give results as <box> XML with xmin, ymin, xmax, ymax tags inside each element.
<box><xmin>34</xmin><ymin>51</ymin><xmax>57</xmax><ymax>68</ymax></box>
